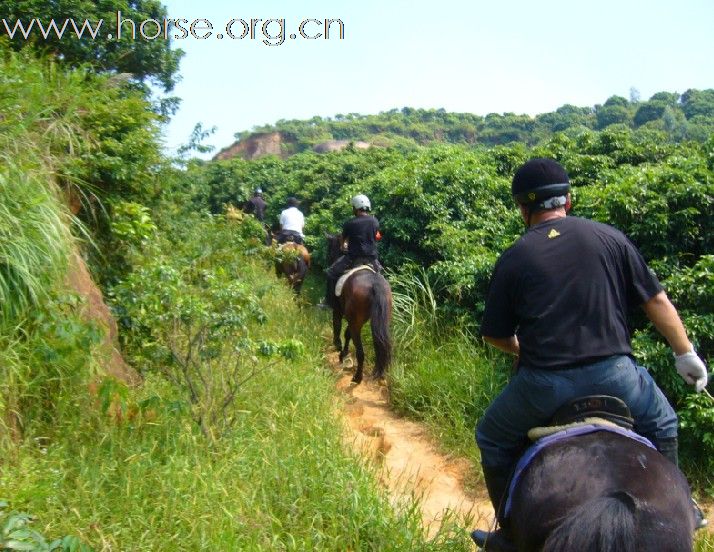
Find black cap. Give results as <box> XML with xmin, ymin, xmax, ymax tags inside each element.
<box><xmin>286</xmin><ymin>197</ymin><xmax>300</xmax><ymax>207</ymax></box>
<box><xmin>512</xmin><ymin>158</ymin><xmax>570</xmax><ymax>204</ymax></box>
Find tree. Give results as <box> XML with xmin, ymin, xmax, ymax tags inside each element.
<box><xmin>634</xmin><ymin>101</ymin><xmax>667</xmax><ymax>127</ymax></box>
<box><xmin>680</xmin><ymin>89</ymin><xmax>714</xmax><ymax>120</ymax></box>
<box><xmin>595</xmin><ymin>97</ymin><xmax>633</xmax><ymax>129</ymax></box>
<box><xmin>0</xmin><ymin>0</ymin><xmax>183</xmax><ymax>91</ymax></box>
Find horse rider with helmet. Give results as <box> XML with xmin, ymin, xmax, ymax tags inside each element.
<box><xmin>244</xmin><ymin>187</ymin><xmax>267</xmax><ymax>222</ymax></box>
<box><xmin>324</xmin><ymin>194</ymin><xmax>383</xmax><ymax>308</ymax></box>
<box><xmin>277</xmin><ymin>197</ymin><xmax>306</xmax><ymax>245</ymax></box>
<box><xmin>474</xmin><ymin>158</ymin><xmax>709</xmax><ymax>551</ymax></box>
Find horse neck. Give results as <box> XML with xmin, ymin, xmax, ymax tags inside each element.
<box><xmin>327</xmin><ymin>238</ymin><xmax>341</xmax><ymax>263</ymax></box>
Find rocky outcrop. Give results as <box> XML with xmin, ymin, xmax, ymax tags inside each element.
<box><xmin>214</xmin><ymin>132</ymin><xmax>293</xmax><ymax>161</ymax></box>
<box><xmin>313</xmin><ymin>140</ymin><xmax>371</xmax><ymax>154</ymax></box>
<box><xmin>66</xmin><ymin>250</ymin><xmax>141</xmax><ymax>386</ymax></box>
<box><xmin>214</xmin><ymin>133</ymin><xmax>374</xmax><ymax>161</ymax></box>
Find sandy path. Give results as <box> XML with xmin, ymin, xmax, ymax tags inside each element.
<box><xmin>329</xmin><ymin>352</ymin><xmax>493</xmax><ymax>538</ymax></box>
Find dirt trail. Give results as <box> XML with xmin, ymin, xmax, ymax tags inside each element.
<box><xmin>329</xmin><ymin>352</ymin><xmax>493</xmax><ymax>538</ymax></box>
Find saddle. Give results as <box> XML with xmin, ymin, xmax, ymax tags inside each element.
<box><xmin>335</xmin><ymin>265</ymin><xmax>376</xmax><ymax>296</ymax></box>
<box><xmin>528</xmin><ymin>395</ymin><xmax>634</xmax><ymax>440</ymax></box>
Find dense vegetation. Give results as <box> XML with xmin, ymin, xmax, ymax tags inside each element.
<box><xmin>228</xmin><ymin>89</ymin><xmax>714</xmax><ymax>154</ymax></box>
<box><xmin>0</xmin><ymin>0</ymin><xmax>182</xmax><ymax>92</ymax></box>
<box><xmin>191</xmin><ymin>125</ymin><xmax>714</xmax><ymax>493</ymax></box>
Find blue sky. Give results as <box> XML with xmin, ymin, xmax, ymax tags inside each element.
<box><xmin>159</xmin><ymin>0</ymin><xmax>714</xmax><ymax>156</ymax></box>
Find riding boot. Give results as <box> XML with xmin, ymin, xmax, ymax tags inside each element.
<box><xmin>655</xmin><ymin>436</ymin><xmax>708</xmax><ymax>530</ymax></box>
<box><xmin>471</xmin><ymin>466</ymin><xmax>516</xmax><ymax>552</ymax></box>
<box><xmin>655</xmin><ymin>436</ymin><xmax>679</xmax><ymax>467</ymax></box>
<box><xmin>325</xmin><ymin>278</ymin><xmax>337</xmax><ymax>308</ymax></box>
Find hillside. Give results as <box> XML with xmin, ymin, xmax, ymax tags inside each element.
<box><xmin>215</xmin><ymin>89</ymin><xmax>714</xmax><ymax>160</ymax></box>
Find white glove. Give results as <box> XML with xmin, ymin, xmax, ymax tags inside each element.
<box><xmin>674</xmin><ymin>348</ymin><xmax>708</xmax><ymax>393</ymax></box>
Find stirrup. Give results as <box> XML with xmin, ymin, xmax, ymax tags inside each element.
<box><xmin>693</xmin><ymin>498</ymin><xmax>708</xmax><ymax>530</ymax></box>
<box><xmin>471</xmin><ymin>529</ymin><xmax>516</xmax><ymax>552</ymax></box>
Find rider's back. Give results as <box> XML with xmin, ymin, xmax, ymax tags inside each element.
<box><xmin>482</xmin><ymin>216</ymin><xmax>662</xmax><ymax>369</ymax></box>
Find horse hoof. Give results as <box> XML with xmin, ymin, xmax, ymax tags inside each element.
<box><xmin>351</xmin><ymin>376</ymin><xmax>362</xmax><ymax>385</ymax></box>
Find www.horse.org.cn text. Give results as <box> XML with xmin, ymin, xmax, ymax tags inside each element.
<box><xmin>0</xmin><ymin>13</ymin><xmax>345</xmax><ymax>46</ymax></box>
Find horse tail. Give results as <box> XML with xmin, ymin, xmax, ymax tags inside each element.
<box><xmin>370</xmin><ymin>273</ymin><xmax>392</xmax><ymax>375</ymax></box>
<box><xmin>542</xmin><ymin>491</ymin><xmax>637</xmax><ymax>552</ymax></box>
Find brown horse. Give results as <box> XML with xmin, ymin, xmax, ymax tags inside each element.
<box><xmin>275</xmin><ymin>242</ymin><xmax>310</xmax><ymax>293</ymax></box>
<box><xmin>326</xmin><ymin>234</ymin><xmax>392</xmax><ymax>384</ymax></box>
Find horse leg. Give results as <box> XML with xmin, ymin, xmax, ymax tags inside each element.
<box><xmin>332</xmin><ymin>307</ymin><xmax>342</xmax><ymax>351</ymax></box>
<box><xmin>339</xmin><ymin>328</ymin><xmax>351</xmax><ymax>363</ymax></box>
<box><xmin>351</xmin><ymin>324</ymin><xmax>365</xmax><ymax>384</ymax></box>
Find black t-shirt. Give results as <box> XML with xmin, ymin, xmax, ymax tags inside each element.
<box><xmin>245</xmin><ymin>196</ymin><xmax>266</xmax><ymax>221</ymax></box>
<box><xmin>343</xmin><ymin>215</ymin><xmax>380</xmax><ymax>258</ymax></box>
<box><xmin>480</xmin><ymin>216</ymin><xmax>663</xmax><ymax>370</ymax></box>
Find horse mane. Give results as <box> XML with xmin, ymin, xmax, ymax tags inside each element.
<box><xmin>542</xmin><ymin>491</ymin><xmax>637</xmax><ymax>552</ymax></box>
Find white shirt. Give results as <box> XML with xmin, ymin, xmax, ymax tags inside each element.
<box><xmin>279</xmin><ymin>207</ymin><xmax>305</xmax><ymax>236</ymax></box>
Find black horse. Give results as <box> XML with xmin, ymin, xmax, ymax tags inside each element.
<box><xmin>326</xmin><ymin>234</ymin><xmax>392</xmax><ymax>384</ymax></box>
<box><xmin>484</xmin><ymin>429</ymin><xmax>696</xmax><ymax>551</ymax></box>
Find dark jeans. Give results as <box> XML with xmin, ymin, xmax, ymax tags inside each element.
<box><xmin>476</xmin><ymin>355</ymin><xmax>678</xmax><ymax>471</ymax></box>
<box><xmin>277</xmin><ymin>230</ymin><xmax>304</xmax><ymax>245</ymax></box>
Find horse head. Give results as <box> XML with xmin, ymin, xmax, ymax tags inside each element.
<box><xmin>325</xmin><ymin>233</ymin><xmax>343</xmax><ymax>265</ymax></box>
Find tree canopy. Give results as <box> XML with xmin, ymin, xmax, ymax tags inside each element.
<box><xmin>0</xmin><ymin>0</ymin><xmax>182</xmax><ymax>91</ymax></box>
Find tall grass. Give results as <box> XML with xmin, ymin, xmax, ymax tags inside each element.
<box><xmin>388</xmin><ymin>268</ymin><xmax>511</xmax><ymax>466</ymax></box>
<box><xmin>0</xmin><ymin>159</ymin><xmax>73</xmax><ymax>324</ymax></box>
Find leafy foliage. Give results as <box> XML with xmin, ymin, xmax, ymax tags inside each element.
<box><xmin>111</xmin><ymin>211</ymin><xmax>306</xmax><ymax>439</ymax></box>
<box><xmin>0</xmin><ymin>49</ymin><xmax>164</xmax><ymax>209</ymax></box>
<box><xmin>0</xmin><ymin>0</ymin><xmax>182</xmax><ymax>91</ymax></box>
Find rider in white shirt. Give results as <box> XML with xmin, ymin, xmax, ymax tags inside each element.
<box><xmin>277</xmin><ymin>197</ymin><xmax>305</xmax><ymax>244</ymax></box>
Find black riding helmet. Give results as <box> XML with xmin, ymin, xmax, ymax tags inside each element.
<box><xmin>512</xmin><ymin>158</ymin><xmax>570</xmax><ymax>205</ymax></box>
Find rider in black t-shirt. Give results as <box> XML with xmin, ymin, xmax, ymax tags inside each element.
<box><xmin>323</xmin><ymin>194</ymin><xmax>383</xmax><ymax>308</ymax></box>
<box><xmin>473</xmin><ymin>158</ymin><xmax>709</xmax><ymax>550</ymax></box>
<box><xmin>244</xmin><ymin>188</ymin><xmax>266</xmax><ymax>222</ymax></box>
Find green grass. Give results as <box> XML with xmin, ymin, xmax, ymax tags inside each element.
<box><xmin>387</xmin><ymin>269</ymin><xmax>510</xmax><ymax>468</ymax></box>
<box><xmin>0</xmin><ymin>247</ymin><xmax>474</xmax><ymax>551</ymax></box>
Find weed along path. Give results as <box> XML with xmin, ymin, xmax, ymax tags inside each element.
<box><xmin>328</xmin><ymin>351</ymin><xmax>494</xmax><ymax>538</ymax></box>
